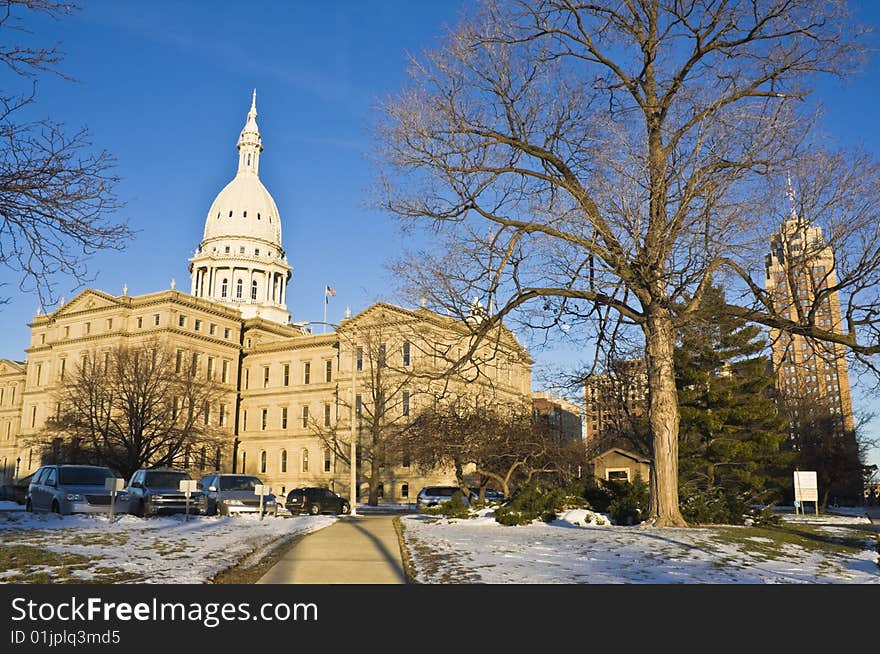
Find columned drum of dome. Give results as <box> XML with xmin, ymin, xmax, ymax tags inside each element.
<box><xmin>188</xmin><ymin>91</ymin><xmax>293</xmax><ymax>325</ymax></box>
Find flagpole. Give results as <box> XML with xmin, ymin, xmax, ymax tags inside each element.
<box><xmin>323</xmin><ymin>288</ymin><xmax>327</xmax><ymax>333</ymax></box>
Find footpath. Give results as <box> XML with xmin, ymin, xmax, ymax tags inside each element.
<box><xmin>256</xmin><ymin>514</ymin><xmax>407</xmax><ymax>584</ymax></box>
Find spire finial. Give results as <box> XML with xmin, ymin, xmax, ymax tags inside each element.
<box><xmin>250</xmin><ymin>88</ymin><xmax>257</xmax><ymax>117</ymax></box>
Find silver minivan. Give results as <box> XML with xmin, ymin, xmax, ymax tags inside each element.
<box><xmin>25</xmin><ymin>464</ymin><xmax>128</xmax><ymax>515</ymax></box>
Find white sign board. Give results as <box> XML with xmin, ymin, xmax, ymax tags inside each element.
<box><xmin>179</xmin><ymin>479</ymin><xmax>198</xmax><ymax>495</ymax></box>
<box><xmin>254</xmin><ymin>484</ymin><xmax>267</xmax><ymax>496</ymax></box>
<box><xmin>104</xmin><ymin>478</ymin><xmax>125</xmax><ymax>492</ymax></box>
<box><xmin>793</xmin><ymin>471</ymin><xmax>818</xmax><ymax>503</ymax></box>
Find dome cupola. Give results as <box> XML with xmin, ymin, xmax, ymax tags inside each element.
<box><xmin>188</xmin><ymin>91</ymin><xmax>292</xmax><ymax>325</ymax></box>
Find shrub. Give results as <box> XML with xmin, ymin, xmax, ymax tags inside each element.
<box><xmin>419</xmin><ymin>491</ymin><xmax>472</xmax><ymax>519</ymax></box>
<box><xmin>494</xmin><ymin>482</ymin><xmax>590</xmax><ymax>526</ymax></box>
<box><xmin>606</xmin><ymin>474</ymin><xmax>649</xmax><ymax>525</ymax></box>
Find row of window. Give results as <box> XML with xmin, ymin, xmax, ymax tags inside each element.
<box><xmin>242</xmin><ymin>447</ymin><xmax>331</xmax><ymax>475</ymax></box>
<box><xmin>241</xmin><ymin>392</ymin><xmax>413</xmax><ymax>433</ymax></box>
<box><xmin>175</xmin><ymin>351</ymin><xmax>234</xmax><ymax>384</ymax></box>
<box><xmin>245</xmin><ymin>361</ymin><xmax>333</xmax><ymax>389</ymax></box>
<box><xmin>42</xmin><ymin>314</ymin><xmax>234</xmax><ymax>342</ymax></box>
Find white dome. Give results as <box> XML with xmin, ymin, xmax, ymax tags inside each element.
<box><xmin>203</xmin><ymin>174</ymin><xmax>282</xmax><ymax>246</ymax></box>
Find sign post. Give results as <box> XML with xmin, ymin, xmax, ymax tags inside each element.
<box><xmin>104</xmin><ymin>477</ymin><xmax>125</xmax><ymax>523</ymax></box>
<box><xmin>793</xmin><ymin>470</ymin><xmax>819</xmax><ymax>516</ymax></box>
<box><xmin>179</xmin><ymin>479</ymin><xmax>198</xmax><ymax>522</ymax></box>
<box><xmin>254</xmin><ymin>484</ymin><xmax>266</xmax><ymax>520</ymax></box>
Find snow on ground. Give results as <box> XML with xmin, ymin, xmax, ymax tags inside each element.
<box><xmin>0</xmin><ymin>511</ymin><xmax>335</xmax><ymax>583</ymax></box>
<box><xmin>402</xmin><ymin>511</ymin><xmax>879</xmax><ymax>584</ymax></box>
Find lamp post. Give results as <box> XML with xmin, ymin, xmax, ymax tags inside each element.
<box><xmin>302</xmin><ymin>321</ymin><xmax>358</xmax><ymax>518</ymax></box>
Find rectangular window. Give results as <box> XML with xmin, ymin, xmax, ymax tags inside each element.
<box><xmin>175</xmin><ymin>350</ymin><xmax>183</xmax><ymax>374</ymax></box>
<box><xmin>261</xmin><ymin>408</ymin><xmax>267</xmax><ymax>431</ymax></box>
<box><xmin>281</xmin><ymin>406</ymin><xmax>288</xmax><ymax>430</ymax></box>
<box><xmin>194</xmin><ymin>319</ymin><xmax>201</xmax><ymax>331</ymax></box>
<box><xmin>137</xmin><ymin>317</ymin><xmax>143</xmax><ymax>329</ymax></box>
<box><xmin>283</xmin><ymin>364</ymin><xmax>290</xmax><ymax>386</ymax></box>
<box><xmin>84</xmin><ymin>322</ymin><xmax>90</xmax><ymax>335</ymax></box>
<box><xmin>302</xmin><ymin>405</ymin><xmax>309</xmax><ymax>428</ymax></box>
<box><xmin>325</xmin><ymin>360</ymin><xmax>332</xmax><ymax>382</ymax></box>
<box><xmin>224</xmin><ymin>327</ymin><xmax>231</xmax><ymax>339</ymax></box>
<box><xmin>219</xmin><ymin>404</ymin><xmax>226</xmax><ymax>427</ymax></box>
<box><xmin>356</xmin><ymin>347</ymin><xmax>363</xmax><ymax>371</ymax></box>
<box><xmin>154</xmin><ymin>314</ymin><xmax>160</xmax><ymax>326</ymax></box>
<box><xmin>379</xmin><ymin>343</ymin><xmax>386</xmax><ymax>367</ymax></box>
<box><xmin>179</xmin><ymin>315</ymin><xmax>186</xmax><ymax>327</ymax></box>
<box><xmin>324</xmin><ymin>449</ymin><xmax>331</xmax><ymax>473</ymax></box>
<box><xmin>64</xmin><ymin>326</ymin><xmax>69</xmax><ymax>338</ymax></box>
<box><xmin>209</xmin><ymin>323</ymin><xmax>216</xmax><ymax>335</ymax></box>
<box><xmin>35</xmin><ymin>363</ymin><xmax>42</xmax><ymax>386</ymax></box>
<box><xmin>356</xmin><ymin>395</ymin><xmax>362</xmax><ymax>418</ymax></box>
<box><xmin>402</xmin><ymin>390</ymin><xmax>410</xmax><ymax>417</ymax></box>
<box><xmin>222</xmin><ymin>360</ymin><xmax>230</xmax><ymax>384</ymax></box>
<box><xmin>303</xmin><ymin>362</ymin><xmax>310</xmax><ymax>385</ymax></box>
<box><xmin>263</xmin><ymin>366</ymin><xmax>270</xmax><ymax>388</ymax></box>
<box><xmin>324</xmin><ymin>403</ymin><xmax>331</xmax><ymax>427</ymax></box>
<box><xmin>203</xmin><ymin>402</ymin><xmax>210</xmax><ymax>426</ymax></box>
<box><xmin>59</xmin><ymin>359</ymin><xmax>65</xmax><ymax>381</ymax></box>
<box><xmin>242</xmin><ymin>410</ymin><xmax>247</xmax><ymax>431</ymax></box>
<box><xmin>31</xmin><ymin>406</ymin><xmax>37</xmax><ymax>427</ymax></box>
<box><xmin>207</xmin><ymin>357</ymin><xmax>214</xmax><ymax>380</ymax></box>
<box><xmin>191</xmin><ymin>353</ymin><xmax>198</xmax><ymax>374</ymax></box>
<box><xmin>403</xmin><ymin>340</ymin><xmax>410</xmax><ymax>366</ymax></box>
<box><xmin>106</xmin><ymin>318</ymin><xmax>113</xmax><ymax>331</ymax></box>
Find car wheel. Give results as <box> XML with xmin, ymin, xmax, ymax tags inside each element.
<box><xmin>340</xmin><ymin>503</ymin><xmax>351</xmax><ymax>515</ymax></box>
<box><xmin>51</xmin><ymin>500</ymin><xmax>61</xmax><ymax>515</ymax></box>
<box><xmin>25</xmin><ymin>499</ymin><xmax>32</xmax><ymax>512</ymax></box>
<box><xmin>308</xmin><ymin>503</ymin><xmax>320</xmax><ymax>516</ymax></box>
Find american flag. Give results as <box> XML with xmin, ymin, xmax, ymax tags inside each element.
<box><xmin>325</xmin><ymin>285</ymin><xmax>336</xmax><ymax>297</ymax></box>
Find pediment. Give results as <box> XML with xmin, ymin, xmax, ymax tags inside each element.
<box><xmin>49</xmin><ymin>289</ymin><xmax>120</xmax><ymax>317</ymax></box>
<box><xmin>0</xmin><ymin>359</ymin><xmax>25</xmax><ymax>377</ymax></box>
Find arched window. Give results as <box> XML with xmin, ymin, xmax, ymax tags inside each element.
<box><xmin>260</xmin><ymin>451</ymin><xmax>267</xmax><ymax>474</ymax></box>
<box><xmin>280</xmin><ymin>449</ymin><xmax>287</xmax><ymax>473</ymax></box>
<box><xmin>251</xmin><ymin>280</ymin><xmax>258</xmax><ymax>300</ymax></box>
<box><xmin>221</xmin><ymin>278</ymin><xmax>228</xmax><ymax>298</ymax></box>
<box><xmin>301</xmin><ymin>449</ymin><xmax>309</xmax><ymax>473</ymax></box>
<box><xmin>236</xmin><ymin>279</ymin><xmax>243</xmax><ymax>299</ymax></box>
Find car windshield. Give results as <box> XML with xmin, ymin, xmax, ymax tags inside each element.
<box><xmin>144</xmin><ymin>472</ymin><xmax>189</xmax><ymax>487</ymax></box>
<box><xmin>219</xmin><ymin>476</ymin><xmax>261</xmax><ymax>491</ymax></box>
<box><xmin>58</xmin><ymin>467</ymin><xmax>113</xmax><ymax>486</ymax></box>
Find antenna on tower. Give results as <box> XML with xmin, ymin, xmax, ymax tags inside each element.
<box><xmin>786</xmin><ymin>173</ymin><xmax>798</xmax><ymax>222</ymax></box>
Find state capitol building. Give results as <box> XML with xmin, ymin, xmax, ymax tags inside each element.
<box><xmin>0</xmin><ymin>94</ymin><xmax>533</xmax><ymax>501</ymax></box>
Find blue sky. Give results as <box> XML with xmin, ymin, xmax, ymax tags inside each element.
<box><xmin>1</xmin><ymin>1</ymin><xmax>878</xmax><ymax>470</ymax></box>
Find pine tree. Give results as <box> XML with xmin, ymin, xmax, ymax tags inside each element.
<box><xmin>675</xmin><ymin>284</ymin><xmax>792</xmax><ymax>524</ymax></box>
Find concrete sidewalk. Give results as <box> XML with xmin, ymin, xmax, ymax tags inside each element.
<box><xmin>256</xmin><ymin>514</ymin><xmax>407</xmax><ymax>584</ymax></box>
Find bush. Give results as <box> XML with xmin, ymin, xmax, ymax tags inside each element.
<box><xmin>606</xmin><ymin>474</ymin><xmax>649</xmax><ymax>525</ymax></box>
<box><xmin>419</xmin><ymin>491</ymin><xmax>472</xmax><ymax>519</ymax></box>
<box><xmin>679</xmin><ymin>486</ymin><xmax>779</xmax><ymax>526</ymax></box>
<box><xmin>494</xmin><ymin>482</ymin><xmax>590</xmax><ymax>526</ymax></box>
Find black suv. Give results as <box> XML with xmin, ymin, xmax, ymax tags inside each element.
<box><xmin>127</xmin><ymin>468</ymin><xmax>206</xmax><ymax>517</ymax></box>
<box><xmin>285</xmin><ymin>487</ymin><xmax>350</xmax><ymax>515</ymax></box>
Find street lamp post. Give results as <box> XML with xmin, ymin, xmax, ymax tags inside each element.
<box><xmin>349</xmin><ymin>328</ymin><xmax>358</xmax><ymax>517</ymax></box>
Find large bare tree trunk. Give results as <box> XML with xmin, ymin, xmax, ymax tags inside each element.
<box><xmin>645</xmin><ymin>310</ymin><xmax>688</xmax><ymax>526</ymax></box>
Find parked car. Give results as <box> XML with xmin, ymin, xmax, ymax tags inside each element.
<box><xmin>126</xmin><ymin>468</ymin><xmax>206</xmax><ymax>517</ymax></box>
<box><xmin>416</xmin><ymin>485</ymin><xmax>468</xmax><ymax>508</ymax></box>
<box><xmin>199</xmin><ymin>473</ymin><xmax>277</xmax><ymax>516</ymax></box>
<box><xmin>470</xmin><ymin>487</ymin><xmax>505</xmax><ymax>503</ymax></box>
<box><xmin>25</xmin><ymin>465</ymin><xmax>128</xmax><ymax>515</ymax></box>
<box><xmin>285</xmin><ymin>487</ymin><xmax>350</xmax><ymax>515</ymax></box>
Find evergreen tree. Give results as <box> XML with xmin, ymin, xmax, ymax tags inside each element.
<box><xmin>675</xmin><ymin>284</ymin><xmax>792</xmax><ymax>524</ymax></box>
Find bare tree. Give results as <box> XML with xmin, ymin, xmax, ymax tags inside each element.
<box><xmin>406</xmin><ymin>397</ymin><xmax>583</xmax><ymax>499</ymax></box>
<box><xmin>377</xmin><ymin>0</ymin><xmax>880</xmax><ymax>525</ymax></box>
<box><xmin>0</xmin><ymin>1</ymin><xmax>130</xmax><ymax>306</ymax></box>
<box><xmin>32</xmin><ymin>341</ymin><xmax>229</xmax><ymax>478</ymax></box>
<box><xmin>310</xmin><ymin>326</ymin><xmax>421</xmax><ymax>505</ymax></box>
